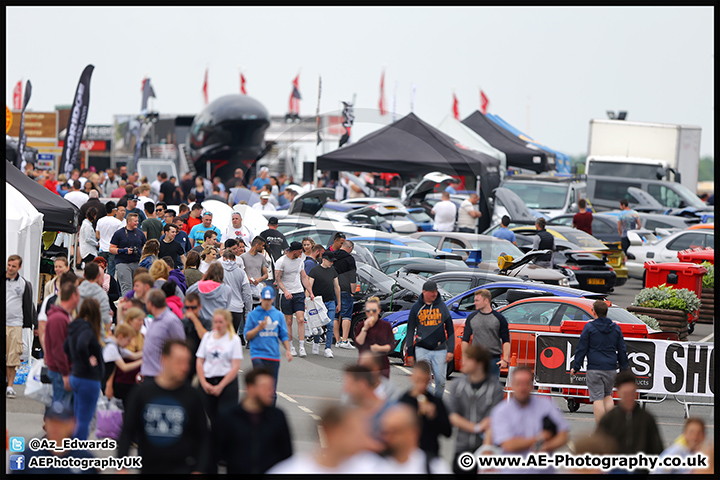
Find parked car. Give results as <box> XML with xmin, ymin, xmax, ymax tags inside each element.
<box><xmin>381</xmin><ymin>257</ymin><xmax>472</xmax><ymax>278</ymax></box>
<box><xmin>625</xmin><ymin>228</ymin><xmax>714</xmax><ymax>281</ymax></box>
<box><xmin>409</xmin><ymin>231</ymin><xmax>572</xmax><ymax>286</ymax></box>
<box><xmin>427</xmin><ymin>270</ymin><xmax>525</xmax><ymax>297</ymax></box>
<box><xmin>406</xmin><ymin>207</ymin><xmax>434</xmax><ymax>231</ymax></box>
<box><xmin>548</xmin><ymin>213</ymin><xmax>623</xmax><ymax>244</ymax></box>
<box><xmin>600</xmin><ymin>211</ymin><xmax>701</xmax><ymax>238</ymax></box>
<box><xmin>340</xmin><ymin>197</ymin><xmax>399</xmax><ymax>207</ymax></box>
<box><xmin>321</xmin><ymin>201</ymin><xmax>418</xmax><ymax>234</ymax></box>
<box><xmin>499</xmin><ymin>174</ymin><xmax>588</xmax><ymax>219</ymax></box>
<box><xmin>354</xmin><ymin>242</ymin><xmax>463</xmax><ymax>265</ymax></box>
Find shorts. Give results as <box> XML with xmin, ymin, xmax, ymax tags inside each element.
<box><xmin>337</xmin><ymin>291</ymin><xmax>354</xmax><ymax>321</ymax></box>
<box><xmin>6</xmin><ymin>326</ymin><xmax>24</xmax><ymax>367</ymax></box>
<box><xmin>281</xmin><ymin>292</ymin><xmax>306</xmax><ymax>315</ymax></box>
<box><xmin>586</xmin><ymin>369</ymin><xmax>616</xmax><ymax>401</ymax></box>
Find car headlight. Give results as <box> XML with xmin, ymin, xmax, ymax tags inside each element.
<box><xmin>559</xmin><ymin>278</ymin><xmax>570</xmax><ymax>287</ymax></box>
<box><xmin>392</xmin><ymin>327</ymin><xmax>398</xmax><ymax>334</ymax></box>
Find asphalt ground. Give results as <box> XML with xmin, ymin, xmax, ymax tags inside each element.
<box><xmin>5</xmin><ymin>275</ymin><xmax>714</xmax><ymax>471</ymax></box>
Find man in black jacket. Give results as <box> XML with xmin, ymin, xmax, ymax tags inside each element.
<box><xmin>212</xmin><ymin>367</ymin><xmax>293</xmax><ymax>474</ymax></box>
<box><xmin>532</xmin><ymin>217</ymin><xmax>555</xmax><ymax>268</ymax></box>
<box><xmin>6</xmin><ymin>254</ymin><xmax>37</xmax><ymax>399</ymax></box>
<box><xmin>118</xmin><ymin>339</ymin><xmax>209</xmax><ymax>474</ymax></box>
<box><xmin>405</xmin><ymin>281</ymin><xmax>455</xmax><ymax>399</ymax></box>
<box><xmin>332</xmin><ymin>239</ymin><xmax>357</xmax><ymax>348</ymax></box>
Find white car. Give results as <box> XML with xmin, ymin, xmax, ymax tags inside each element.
<box><xmin>626</xmin><ymin>228</ymin><xmax>714</xmax><ymax>279</ymax></box>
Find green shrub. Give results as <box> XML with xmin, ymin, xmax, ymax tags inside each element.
<box><xmin>701</xmin><ymin>261</ymin><xmax>714</xmax><ymax>289</ymax></box>
<box><xmin>633</xmin><ymin>313</ymin><xmax>660</xmax><ymax>331</ymax></box>
<box><xmin>632</xmin><ymin>283</ymin><xmax>700</xmax><ymax>315</ymax></box>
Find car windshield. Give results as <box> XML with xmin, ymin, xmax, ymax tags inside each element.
<box><xmin>408</xmin><ymin>211</ymin><xmax>433</xmax><ymax>223</ymax></box>
<box><xmin>466</xmin><ymin>239</ymin><xmax>524</xmax><ymax>260</ymax></box>
<box><xmin>607</xmin><ymin>307</ymin><xmax>647</xmax><ymax>326</ymax></box>
<box><xmin>667</xmin><ymin>183</ymin><xmax>708</xmax><ymax>209</ymax></box>
<box><xmin>556</xmin><ymin>229</ymin><xmax>607</xmax><ymax>250</ymax></box>
<box><xmin>503</xmin><ymin>182</ymin><xmax>568</xmax><ymax>209</ymax></box>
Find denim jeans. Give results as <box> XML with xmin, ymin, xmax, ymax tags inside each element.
<box><xmin>314</xmin><ymin>301</ymin><xmax>335</xmax><ymax>349</ymax></box>
<box><xmin>489</xmin><ymin>355</ymin><xmax>501</xmax><ymax>379</ymax></box>
<box><xmin>415</xmin><ymin>347</ymin><xmax>448</xmax><ymax>399</ymax></box>
<box><xmin>99</xmin><ymin>252</ymin><xmax>116</xmax><ymax>278</ymax></box>
<box><xmin>69</xmin><ymin>375</ymin><xmax>101</xmax><ymax>440</ymax></box>
<box><xmin>252</xmin><ymin>358</ymin><xmax>280</xmax><ymax>406</ymax></box>
<box><xmin>47</xmin><ymin>369</ymin><xmax>73</xmax><ymax>410</ymax></box>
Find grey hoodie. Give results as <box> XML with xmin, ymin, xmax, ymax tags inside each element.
<box><xmin>221</xmin><ymin>260</ymin><xmax>253</xmax><ymax>313</ymax></box>
<box><xmin>447</xmin><ymin>376</ymin><xmax>504</xmax><ymax>452</ymax></box>
<box><xmin>186</xmin><ymin>280</ymin><xmax>231</xmax><ymax>323</ymax></box>
<box><xmin>78</xmin><ymin>279</ymin><xmax>112</xmax><ymax>325</ymax></box>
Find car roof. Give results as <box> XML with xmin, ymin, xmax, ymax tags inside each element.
<box><xmin>687</xmin><ymin>224</ymin><xmax>714</xmax><ymax>230</ymax></box>
<box><xmin>499</xmin><ymin>296</ymin><xmax>608</xmax><ymax>308</ymax></box>
<box><xmin>412</xmin><ymin>232</ymin><xmax>502</xmax><ymax>241</ymax></box>
<box><xmin>430</xmin><ymin>271</ymin><xmax>523</xmax><ymax>281</ymax></box>
<box><xmin>449</xmin><ymin>283</ymin><xmax>605</xmax><ymax>303</ymax></box>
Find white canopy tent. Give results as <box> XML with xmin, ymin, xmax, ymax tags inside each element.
<box><xmin>6</xmin><ymin>182</ymin><xmax>44</xmax><ymax>303</ymax></box>
<box><xmin>436</xmin><ymin>115</ymin><xmax>508</xmax><ymax>176</ymax></box>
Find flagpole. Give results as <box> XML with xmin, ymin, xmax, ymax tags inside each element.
<box><xmin>313</xmin><ymin>75</ymin><xmax>322</xmax><ymax>186</ymax></box>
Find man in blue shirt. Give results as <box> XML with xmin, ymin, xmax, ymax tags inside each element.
<box><xmin>492</xmin><ymin>215</ymin><xmax>517</xmax><ymax>245</ymax></box>
<box><xmin>251</xmin><ymin>166</ymin><xmax>271</xmax><ymax>194</ymax></box>
<box><xmin>617</xmin><ymin>199</ymin><xmax>641</xmax><ymax>255</ymax></box>
<box><xmin>125</xmin><ymin>195</ymin><xmax>147</xmax><ymax>224</ymax></box>
<box><xmin>444</xmin><ymin>178</ymin><xmax>460</xmax><ymax>194</ymax></box>
<box><xmin>188</xmin><ymin>212</ymin><xmax>222</xmax><ymax>248</ymax></box>
<box><xmin>244</xmin><ymin>286</ymin><xmax>293</xmax><ymax>405</ymax></box>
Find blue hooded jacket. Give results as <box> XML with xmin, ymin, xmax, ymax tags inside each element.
<box><xmin>573</xmin><ymin>317</ymin><xmax>629</xmax><ymax>371</ymax></box>
<box><xmin>244</xmin><ymin>304</ymin><xmax>288</xmax><ymax>361</ymax></box>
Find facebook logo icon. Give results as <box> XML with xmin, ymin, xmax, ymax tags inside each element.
<box><xmin>9</xmin><ymin>454</ymin><xmax>25</xmax><ymax>471</ymax></box>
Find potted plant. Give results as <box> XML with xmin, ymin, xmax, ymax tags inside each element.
<box><xmin>628</xmin><ymin>284</ymin><xmax>701</xmax><ymax>340</ymax></box>
<box><xmin>699</xmin><ymin>261</ymin><xmax>714</xmax><ymax>324</ymax></box>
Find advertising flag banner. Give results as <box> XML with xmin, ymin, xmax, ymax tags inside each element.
<box><xmin>339</xmin><ymin>100</ymin><xmax>354</xmax><ymax>147</ymax></box>
<box><xmin>480</xmin><ymin>89</ymin><xmax>490</xmax><ymax>114</ymax></box>
<box><xmin>379</xmin><ymin>71</ymin><xmax>386</xmax><ymax>116</ymax></box>
<box><xmin>141</xmin><ymin>77</ymin><xmax>156</xmax><ymax>112</ymax></box>
<box><xmin>452</xmin><ymin>93</ymin><xmax>460</xmax><ymax>120</ymax></box>
<box><xmin>203</xmin><ymin>68</ymin><xmax>209</xmax><ymax>105</ymax></box>
<box><xmin>240</xmin><ymin>73</ymin><xmax>247</xmax><ymax>95</ymax></box>
<box><xmin>13</xmin><ymin>81</ymin><xmax>22</xmax><ymax>110</ymax></box>
<box><xmin>59</xmin><ymin>65</ymin><xmax>94</xmax><ymax>176</ymax></box>
<box><xmin>17</xmin><ymin>80</ymin><xmax>32</xmax><ymax>169</ymax></box>
<box><xmin>289</xmin><ymin>74</ymin><xmax>302</xmax><ymax>115</ymax></box>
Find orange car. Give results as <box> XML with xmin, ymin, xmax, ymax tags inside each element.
<box><xmin>687</xmin><ymin>224</ymin><xmax>714</xmax><ymax>230</ymax></box>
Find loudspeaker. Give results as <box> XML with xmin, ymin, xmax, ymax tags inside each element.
<box><xmin>302</xmin><ymin>162</ymin><xmax>315</xmax><ymax>183</ymax></box>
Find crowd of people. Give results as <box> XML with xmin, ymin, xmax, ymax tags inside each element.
<box><xmin>4</xmin><ymin>164</ymin><xmax>714</xmax><ymax>474</ymax></box>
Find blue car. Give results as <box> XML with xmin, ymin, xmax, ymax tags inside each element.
<box><xmin>385</xmin><ymin>281</ymin><xmax>605</xmax><ymax>358</ymax></box>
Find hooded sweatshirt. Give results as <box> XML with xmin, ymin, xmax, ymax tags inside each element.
<box><xmin>221</xmin><ymin>260</ymin><xmax>253</xmax><ymax>313</ymax></box>
<box><xmin>244</xmin><ymin>304</ymin><xmax>288</xmax><ymax>361</ymax></box>
<box><xmin>45</xmin><ymin>305</ymin><xmax>73</xmax><ymax>375</ymax></box>
<box><xmin>78</xmin><ymin>279</ymin><xmax>112</xmax><ymax>326</ymax></box>
<box><xmin>169</xmin><ymin>269</ymin><xmax>187</xmax><ymax>294</ymax></box>
<box><xmin>573</xmin><ymin>317</ymin><xmax>629</xmax><ymax>371</ymax></box>
<box><xmin>405</xmin><ymin>295</ymin><xmax>455</xmax><ymax>357</ymax></box>
<box><xmin>186</xmin><ymin>280</ymin><xmax>231</xmax><ymax>323</ymax></box>
<box><xmin>332</xmin><ymin>249</ymin><xmax>357</xmax><ymax>293</ymax></box>
<box><xmin>63</xmin><ymin>318</ymin><xmax>104</xmax><ymax>381</ymax></box>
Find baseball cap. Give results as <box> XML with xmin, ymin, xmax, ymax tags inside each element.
<box><xmin>260</xmin><ymin>192</ymin><xmax>270</xmax><ymax>199</ymax></box>
<box><xmin>261</xmin><ymin>286</ymin><xmax>276</xmax><ymax>299</ymax></box>
<box><xmin>268</xmin><ymin>217</ymin><xmax>279</xmax><ymax>225</ymax></box>
<box><xmin>422</xmin><ymin>281</ymin><xmax>438</xmax><ymax>292</ymax></box>
<box><xmin>288</xmin><ymin>241</ymin><xmax>303</xmax><ymax>251</ymax></box>
<box><xmin>322</xmin><ymin>251</ymin><xmax>336</xmax><ymax>262</ymax></box>
<box><xmin>45</xmin><ymin>401</ymin><xmax>74</xmax><ymax>421</ymax></box>
<box><xmin>129</xmin><ymin>195</ymin><xmax>139</xmax><ymax>201</ymax></box>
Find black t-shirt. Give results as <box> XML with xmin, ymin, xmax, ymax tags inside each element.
<box><xmin>159</xmin><ymin>239</ymin><xmax>185</xmax><ymax>270</ymax></box>
<box><xmin>159</xmin><ymin>180</ymin><xmax>176</xmax><ymax>202</ymax></box>
<box><xmin>110</xmin><ymin>227</ymin><xmax>146</xmax><ymax>264</ymax></box>
<box><xmin>308</xmin><ymin>265</ymin><xmax>338</xmax><ymax>302</ymax></box>
<box><xmin>259</xmin><ymin>229</ymin><xmax>289</xmax><ymax>262</ymax></box>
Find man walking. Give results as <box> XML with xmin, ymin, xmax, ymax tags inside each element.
<box><xmin>110</xmin><ymin>212</ymin><xmax>147</xmax><ymax>296</ymax></box>
<box><xmin>141</xmin><ymin>202</ymin><xmax>164</xmax><ymax>241</ymax></box>
<box><xmin>572</xmin><ymin>198</ymin><xmax>593</xmax><ymax>236</ymax></box>
<box><xmin>275</xmin><ymin>242</ymin><xmax>313</xmax><ymax>357</ymax></box>
<box><xmin>244</xmin><ymin>286</ymin><xmax>293</xmax><ymax>404</ymax></box>
<box><xmin>304</xmin><ymin>244</ymin><xmax>325</xmax><ymax>275</ymax></box>
<box><xmin>189</xmin><ymin>212</ymin><xmax>221</xmax><ymax>248</ymax></box>
<box><xmin>333</xmin><ymin>240</ymin><xmax>357</xmax><ymax>349</ymax></box>
<box><xmin>64</xmin><ymin>180</ymin><xmax>89</xmax><ymax>209</ymax></box>
<box><xmin>125</xmin><ymin>195</ymin><xmax>147</xmax><ymax>224</ymax></box>
<box><xmin>447</xmin><ymin>345</ymin><xmax>504</xmax><ymax>476</ymax></box>
<box><xmin>6</xmin><ymin>255</ymin><xmax>37</xmax><ymax>399</ymax></box>
<box><xmin>307</xmin><ymin>251</ymin><xmax>341</xmax><ymax>358</ymax></box>
<box><xmin>532</xmin><ymin>217</ymin><xmax>554</xmax><ymax>268</ymax></box>
<box><xmin>570</xmin><ymin>300</ymin><xmax>629</xmax><ymax>424</ymax></box>
<box><xmin>617</xmin><ymin>198</ymin><xmax>641</xmax><ymax>255</ymax></box>
<box><xmin>224</xmin><ymin>212</ymin><xmax>255</xmax><ymax>249</ymax></box>
<box><xmin>141</xmin><ymin>290</ymin><xmax>186</xmax><ymax>381</ymax></box>
<box><xmin>457</xmin><ymin>193</ymin><xmax>482</xmax><ymax>233</ymax></box>
<box><xmin>259</xmin><ymin>217</ymin><xmax>289</xmax><ymax>263</ymax></box>
<box><xmin>44</xmin><ymin>281</ymin><xmax>80</xmax><ymax>408</ymax></box>
<box><xmin>181</xmin><ymin>202</ymin><xmax>204</xmax><ymax>235</ymax></box>
<box><xmin>460</xmin><ymin>289</ymin><xmax>510</xmax><ymax>378</ymax></box>
<box><xmin>241</xmin><ymin>237</ymin><xmax>270</xmax><ymax>307</ymax></box>
<box><xmin>492</xmin><ymin>215</ymin><xmax>517</xmax><ymax>245</ymax></box>
<box><xmin>96</xmin><ymin>201</ymin><xmax>122</xmax><ymax>278</ymax></box>
<box><xmin>252</xmin><ymin>191</ymin><xmax>277</xmax><ymax>211</ymax></box>
<box><xmin>212</xmin><ymin>368</ymin><xmax>293</xmax><ymax>474</ymax></box>
<box><xmin>102</xmin><ymin>168</ymin><xmax>121</xmax><ymax>198</ymax></box>
<box><xmin>405</xmin><ymin>281</ymin><xmax>455</xmax><ymax>399</ymax></box>
<box><xmin>159</xmin><ymin>223</ymin><xmax>187</xmax><ymax>271</ymax></box>
<box><xmin>431</xmin><ymin>192</ymin><xmax>457</xmax><ymax>232</ymax></box>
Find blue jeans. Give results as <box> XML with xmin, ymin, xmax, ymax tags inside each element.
<box><xmin>47</xmin><ymin>369</ymin><xmax>73</xmax><ymax>410</ymax></box>
<box><xmin>69</xmin><ymin>376</ymin><xmax>101</xmax><ymax>440</ymax></box>
<box><xmin>252</xmin><ymin>358</ymin><xmax>280</xmax><ymax>406</ymax></box>
<box><xmin>314</xmin><ymin>301</ymin><xmax>335</xmax><ymax>349</ymax></box>
<box><xmin>337</xmin><ymin>292</ymin><xmax>353</xmax><ymax>320</ymax></box>
<box><xmin>415</xmin><ymin>347</ymin><xmax>448</xmax><ymax>399</ymax></box>
<box><xmin>490</xmin><ymin>355</ymin><xmax>501</xmax><ymax>379</ymax></box>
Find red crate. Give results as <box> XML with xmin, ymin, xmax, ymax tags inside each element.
<box><xmin>677</xmin><ymin>247</ymin><xmax>714</xmax><ymax>265</ymax></box>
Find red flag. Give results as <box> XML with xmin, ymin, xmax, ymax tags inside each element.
<box><xmin>480</xmin><ymin>89</ymin><xmax>489</xmax><ymax>114</ymax></box>
<box><xmin>13</xmin><ymin>81</ymin><xmax>22</xmax><ymax>110</ymax></box>
<box><xmin>379</xmin><ymin>71</ymin><xmax>386</xmax><ymax>116</ymax></box>
<box><xmin>202</xmin><ymin>68</ymin><xmax>209</xmax><ymax>105</ymax></box>
<box><xmin>452</xmin><ymin>93</ymin><xmax>460</xmax><ymax>120</ymax></box>
<box><xmin>289</xmin><ymin>74</ymin><xmax>301</xmax><ymax>114</ymax></box>
<box><xmin>240</xmin><ymin>73</ymin><xmax>247</xmax><ymax>95</ymax></box>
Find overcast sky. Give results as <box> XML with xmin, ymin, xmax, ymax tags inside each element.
<box><xmin>6</xmin><ymin>6</ymin><xmax>714</xmax><ymax>156</ymax></box>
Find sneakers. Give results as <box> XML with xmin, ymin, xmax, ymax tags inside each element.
<box><xmin>312</xmin><ymin>343</ymin><xmax>320</xmax><ymax>355</ymax></box>
<box><xmin>6</xmin><ymin>387</ymin><xmax>16</xmax><ymax>399</ymax></box>
<box><xmin>338</xmin><ymin>341</ymin><xmax>356</xmax><ymax>350</ymax></box>
<box><xmin>305</xmin><ymin>336</ymin><xmax>314</xmax><ymax>345</ymax></box>
<box><xmin>298</xmin><ymin>345</ymin><xmax>307</xmax><ymax>357</ymax></box>
<box><xmin>290</xmin><ymin>345</ymin><xmax>297</xmax><ymax>357</ymax></box>
<box><xmin>324</xmin><ymin>348</ymin><xmax>334</xmax><ymax>358</ymax></box>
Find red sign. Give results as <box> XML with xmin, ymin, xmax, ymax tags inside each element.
<box><xmin>57</xmin><ymin>139</ymin><xmax>107</xmax><ymax>151</ymax></box>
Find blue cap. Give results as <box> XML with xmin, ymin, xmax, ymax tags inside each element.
<box><xmin>261</xmin><ymin>286</ymin><xmax>275</xmax><ymax>300</ymax></box>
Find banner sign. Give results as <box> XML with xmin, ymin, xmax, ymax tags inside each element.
<box><xmin>17</xmin><ymin>80</ymin><xmax>32</xmax><ymax>170</ymax></box>
<box><xmin>59</xmin><ymin>64</ymin><xmax>94</xmax><ymax>176</ymax></box>
<box><xmin>535</xmin><ymin>333</ymin><xmax>714</xmax><ymax>397</ymax></box>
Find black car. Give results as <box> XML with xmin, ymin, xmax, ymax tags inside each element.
<box><xmin>427</xmin><ymin>271</ymin><xmax>525</xmax><ymax>297</ymax></box>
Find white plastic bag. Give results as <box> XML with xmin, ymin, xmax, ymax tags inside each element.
<box><xmin>25</xmin><ymin>358</ymin><xmax>53</xmax><ymax>406</ymax></box>
<box><xmin>20</xmin><ymin>327</ymin><xmax>33</xmax><ymax>362</ymax></box>
<box><xmin>305</xmin><ymin>296</ymin><xmax>332</xmax><ymax>335</ymax></box>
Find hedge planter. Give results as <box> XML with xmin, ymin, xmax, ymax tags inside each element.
<box><xmin>698</xmin><ymin>288</ymin><xmax>714</xmax><ymax>325</ymax></box>
<box><xmin>626</xmin><ymin>306</ymin><xmax>689</xmax><ymax>341</ymax></box>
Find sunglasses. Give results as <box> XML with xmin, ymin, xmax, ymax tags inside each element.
<box><xmin>184</xmin><ymin>305</ymin><xmax>199</xmax><ymax>310</ymax></box>
<box><xmin>365</xmin><ymin>308</ymin><xmax>378</xmax><ymax>313</ymax></box>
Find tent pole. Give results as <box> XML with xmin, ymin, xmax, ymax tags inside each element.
<box><xmin>475</xmin><ymin>174</ymin><xmax>481</xmax><ymax>234</ymax></box>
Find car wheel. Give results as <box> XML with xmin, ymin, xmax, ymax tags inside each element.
<box><xmin>567</xmin><ymin>399</ymin><xmax>580</xmax><ymax>413</ymax></box>
<box><xmin>349</xmin><ymin>314</ymin><xmax>365</xmax><ymax>341</ymax></box>
<box><xmin>688</xmin><ymin>322</ymin><xmax>695</xmax><ymax>335</ymax></box>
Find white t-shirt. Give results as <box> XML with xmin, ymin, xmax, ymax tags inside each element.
<box><xmin>457</xmin><ymin>199</ymin><xmax>478</xmax><ymax>230</ymax></box>
<box><xmin>224</xmin><ymin>224</ymin><xmax>255</xmax><ymax>248</ymax></box>
<box><xmin>64</xmin><ymin>190</ymin><xmax>89</xmax><ymax>209</ymax></box>
<box><xmin>252</xmin><ymin>201</ymin><xmax>277</xmax><ymax>212</ymax></box>
<box><xmin>275</xmin><ymin>255</ymin><xmax>305</xmax><ymax>294</ymax></box>
<box><xmin>432</xmin><ymin>200</ymin><xmax>457</xmax><ymax>232</ymax></box>
<box><xmin>102</xmin><ymin>338</ymin><xmax>133</xmax><ymax>363</ymax></box>
<box><xmin>137</xmin><ymin>195</ymin><xmax>152</xmax><ymax>213</ymax></box>
<box><xmin>96</xmin><ymin>216</ymin><xmax>123</xmax><ymax>252</ymax></box>
<box><xmin>196</xmin><ymin>331</ymin><xmax>243</xmax><ymax>379</ymax></box>
<box><xmin>268</xmin><ymin>452</ymin><xmax>386</xmax><ymax>474</ymax></box>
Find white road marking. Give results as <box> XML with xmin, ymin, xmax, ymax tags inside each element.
<box><xmin>394</xmin><ymin>365</ymin><xmax>412</xmax><ymax>375</ymax></box>
<box><xmin>277</xmin><ymin>391</ymin><xmax>298</xmax><ymax>404</ymax></box>
<box><xmin>698</xmin><ymin>332</ymin><xmax>714</xmax><ymax>343</ymax></box>
<box><xmin>298</xmin><ymin>406</ymin><xmax>314</xmax><ymax>414</ymax></box>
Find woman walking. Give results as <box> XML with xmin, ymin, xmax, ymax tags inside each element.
<box><xmin>199</xmin><ymin>245</ymin><xmax>219</xmax><ymax>274</ymax></box>
<box><xmin>139</xmin><ymin>239</ymin><xmax>160</xmax><ymax>270</ymax></box>
<box><xmin>79</xmin><ymin>207</ymin><xmax>99</xmax><ymax>267</ymax></box>
<box><xmin>63</xmin><ymin>297</ymin><xmax>105</xmax><ymax>439</ymax></box>
<box><xmin>353</xmin><ymin>297</ymin><xmax>395</xmax><ymax>378</ymax></box>
<box><xmin>186</xmin><ymin>262</ymin><xmax>231</xmax><ymax>325</ymax></box>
